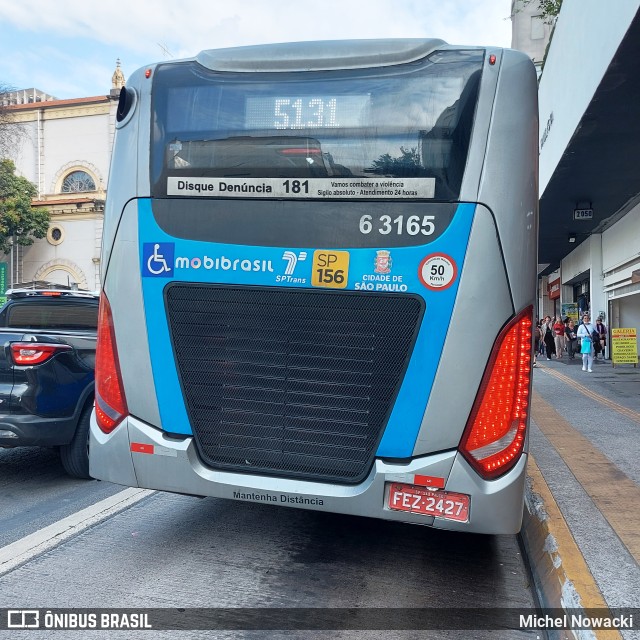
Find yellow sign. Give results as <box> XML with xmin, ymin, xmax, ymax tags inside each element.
<box><xmin>561</xmin><ymin>303</ymin><xmax>579</xmax><ymax>323</ymax></box>
<box><xmin>311</xmin><ymin>250</ymin><xmax>349</xmax><ymax>289</ymax></box>
<box><xmin>611</xmin><ymin>328</ymin><xmax>638</xmax><ymax>366</ymax></box>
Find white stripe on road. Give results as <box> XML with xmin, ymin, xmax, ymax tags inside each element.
<box><xmin>0</xmin><ymin>487</ymin><xmax>154</xmax><ymax>577</ymax></box>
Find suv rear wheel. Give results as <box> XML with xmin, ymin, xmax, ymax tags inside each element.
<box><xmin>60</xmin><ymin>404</ymin><xmax>93</xmax><ymax>479</ymax></box>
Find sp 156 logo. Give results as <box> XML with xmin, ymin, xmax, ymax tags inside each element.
<box><xmin>311</xmin><ymin>250</ymin><xmax>349</xmax><ymax>289</ymax></box>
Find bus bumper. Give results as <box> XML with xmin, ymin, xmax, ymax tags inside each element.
<box><xmin>90</xmin><ymin>414</ymin><xmax>527</xmax><ymax>535</ymax></box>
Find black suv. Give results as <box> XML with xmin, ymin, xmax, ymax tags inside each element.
<box><xmin>0</xmin><ymin>289</ymin><xmax>98</xmax><ymax>478</ymax></box>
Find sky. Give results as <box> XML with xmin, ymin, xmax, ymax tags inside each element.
<box><xmin>0</xmin><ymin>0</ymin><xmax>513</xmax><ymax>100</ymax></box>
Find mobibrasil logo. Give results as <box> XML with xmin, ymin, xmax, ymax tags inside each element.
<box><xmin>142</xmin><ymin>242</ymin><xmax>274</xmax><ymax>277</ymax></box>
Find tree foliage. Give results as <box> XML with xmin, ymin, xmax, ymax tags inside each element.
<box><xmin>368</xmin><ymin>146</ymin><xmax>424</xmax><ymax>177</ymax></box>
<box><xmin>0</xmin><ymin>83</ymin><xmax>28</xmax><ymax>160</ymax></box>
<box><xmin>0</xmin><ymin>159</ymin><xmax>50</xmax><ymax>254</ymax></box>
<box><xmin>523</xmin><ymin>0</ymin><xmax>562</xmax><ymax>24</ymax></box>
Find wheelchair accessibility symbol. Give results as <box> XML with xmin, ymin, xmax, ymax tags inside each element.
<box><xmin>142</xmin><ymin>242</ymin><xmax>174</xmax><ymax>277</ymax></box>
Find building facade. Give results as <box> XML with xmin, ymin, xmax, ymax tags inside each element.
<box><xmin>510</xmin><ymin>0</ymin><xmax>554</xmax><ymax>77</ymax></box>
<box><xmin>532</xmin><ymin>0</ymin><xmax>640</xmax><ymax>356</ymax></box>
<box><xmin>2</xmin><ymin>63</ymin><xmax>125</xmax><ymax>291</ymax></box>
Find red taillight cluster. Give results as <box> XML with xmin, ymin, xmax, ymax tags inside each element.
<box><xmin>460</xmin><ymin>306</ymin><xmax>533</xmax><ymax>480</ymax></box>
<box><xmin>95</xmin><ymin>292</ymin><xmax>128</xmax><ymax>433</ymax></box>
<box><xmin>11</xmin><ymin>343</ymin><xmax>71</xmax><ymax>365</ymax></box>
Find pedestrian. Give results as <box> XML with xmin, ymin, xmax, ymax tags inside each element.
<box><xmin>553</xmin><ymin>316</ymin><xmax>565</xmax><ymax>359</ymax></box>
<box><xmin>592</xmin><ymin>330</ymin><xmax>602</xmax><ymax>360</ymax></box>
<box><xmin>565</xmin><ymin>319</ymin><xmax>578</xmax><ymax>359</ymax></box>
<box><xmin>542</xmin><ymin>315</ymin><xmax>555</xmax><ymax>360</ymax></box>
<box><xmin>595</xmin><ymin>317</ymin><xmax>607</xmax><ymax>360</ymax></box>
<box><xmin>537</xmin><ymin>321</ymin><xmax>545</xmax><ymax>356</ymax></box>
<box><xmin>577</xmin><ymin>312</ymin><xmax>597</xmax><ymax>372</ymax></box>
<box><xmin>533</xmin><ymin>321</ymin><xmax>542</xmax><ymax>365</ymax></box>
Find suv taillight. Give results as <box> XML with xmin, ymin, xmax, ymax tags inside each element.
<box><xmin>11</xmin><ymin>342</ymin><xmax>72</xmax><ymax>365</ymax></box>
<box><xmin>95</xmin><ymin>292</ymin><xmax>128</xmax><ymax>433</ymax></box>
<box><xmin>459</xmin><ymin>306</ymin><xmax>533</xmax><ymax>480</ymax></box>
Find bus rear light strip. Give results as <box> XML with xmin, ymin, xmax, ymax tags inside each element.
<box><xmin>95</xmin><ymin>292</ymin><xmax>128</xmax><ymax>434</ymax></box>
<box><xmin>459</xmin><ymin>306</ymin><xmax>533</xmax><ymax>480</ymax></box>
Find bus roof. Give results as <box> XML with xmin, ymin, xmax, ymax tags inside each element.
<box><xmin>195</xmin><ymin>38</ymin><xmax>452</xmax><ymax>73</ymax></box>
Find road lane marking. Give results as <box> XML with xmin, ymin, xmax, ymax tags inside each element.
<box><xmin>537</xmin><ymin>365</ymin><xmax>640</xmax><ymax>424</ymax></box>
<box><xmin>0</xmin><ymin>487</ymin><xmax>154</xmax><ymax>577</ymax></box>
<box><xmin>532</xmin><ymin>391</ymin><xmax>640</xmax><ymax>563</ymax></box>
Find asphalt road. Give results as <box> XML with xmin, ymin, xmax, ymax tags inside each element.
<box><xmin>0</xmin><ymin>446</ymin><xmax>122</xmax><ymax>548</ymax></box>
<box><xmin>0</xmin><ymin>445</ymin><xmax>539</xmax><ymax>639</ymax></box>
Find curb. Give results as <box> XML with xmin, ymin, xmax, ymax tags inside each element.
<box><xmin>520</xmin><ymin>456</ymin><xmax>623</xmax><ymax>640</ymax></box>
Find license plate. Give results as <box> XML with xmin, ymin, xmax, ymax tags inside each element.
<box><xmin>387</xmin><ymin>483</ymin><xmax>470</xmax><ymax>522</ymax></box>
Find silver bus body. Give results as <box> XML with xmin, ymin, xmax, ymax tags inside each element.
<box><xmin>91</xmin><ymin>39</ymin><xmax>538</xmax><ymax>534</ymax></box>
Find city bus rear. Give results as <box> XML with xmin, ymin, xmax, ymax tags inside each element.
<box><xmin>90</xmin><ymin>39</ymin><xmax>538</xmax><ymax>534</ymax></box>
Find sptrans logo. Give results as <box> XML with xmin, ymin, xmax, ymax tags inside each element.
<box><xmin>277</xmin><ymin>251</ymin><xmax>308</xmax><ymax>284</ymax></box>
<box><xmin>142</xmin><ymin>243</ymin><xmax>274</xmax><ymax>277</ymax></box>
<box><xmin>282</xmin><ymin>251</ymin><xmax>307</xmax><ymax>275</ymax></box>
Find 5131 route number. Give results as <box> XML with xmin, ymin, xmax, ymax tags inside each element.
<box><xmin>359</xmin><ymin>214</ymin><xmax>435</xmax><ymax>236</ymax></box>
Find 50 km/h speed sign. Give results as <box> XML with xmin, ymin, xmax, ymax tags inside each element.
<box><xmin>418</xmin><ymin>254</ymin><xmax>458</xmax><ymax>291</ymax></box>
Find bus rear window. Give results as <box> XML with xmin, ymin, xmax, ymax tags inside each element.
<box><xmin>151</xmin><ymin>50</ymin><xmax>483</xmax><ymax>200</ymax></box>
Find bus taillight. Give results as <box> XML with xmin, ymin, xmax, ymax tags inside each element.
<box><xmin>459</xmin><ymin>306</ymin><xmax>533</xmax><ymax>479</ymax></box>
<box><xmin>95</xmin><ymin>292</ymin><xmax>128</xmax><ymax>433</ymax></box>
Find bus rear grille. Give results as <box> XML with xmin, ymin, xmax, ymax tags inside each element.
<box><xmin>165</xmin><ymin>284</ymin><xmax>423</xmax><ymax>484</ymax></box>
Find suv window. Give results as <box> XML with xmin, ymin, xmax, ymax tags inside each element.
<box><xmin>7</xmin><ymin>303</ymin><xmax>98</xmax><ymax>330</ymax></box>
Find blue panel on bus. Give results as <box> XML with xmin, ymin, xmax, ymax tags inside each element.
<box><xmin>138</xmin><ymin>199</ymin><xmax>475</xmax><ymax>454</ymax></box>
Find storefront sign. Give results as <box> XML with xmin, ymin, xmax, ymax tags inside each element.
<box><xmin>548</xmin><ymin>278</ymin><xmax>560</xmax><ymax>300</ymax></box>
<box><xmin>561</xmin><ymin>303</ymin><xmax>578</xmax><ymax>322</ymax></box>
<box><xmin>611</xmin><ymin>328</ymin><xmax>638</xmax><ymax>367</ymax></box>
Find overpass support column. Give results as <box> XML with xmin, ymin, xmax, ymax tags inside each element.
<box><xmin>589</xmin><ymin>234</ymin><xmax>606</xmax><ymax>323</ymax></box>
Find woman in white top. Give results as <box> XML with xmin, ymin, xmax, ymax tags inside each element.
<box><xmin>576</xmin><ymin>313</ymin><xmax>597</xmax><ymax>372</ymax></box>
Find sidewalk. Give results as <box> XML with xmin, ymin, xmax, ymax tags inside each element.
<box><xmin>524</xmin><ymin>353</ymin><xmax>640</xmax><ymax>639</ymax></box>
<box><xmin>535</xmin><ymin>350</ymin><xmax>640</xmax><ymax>404</ymax></box>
